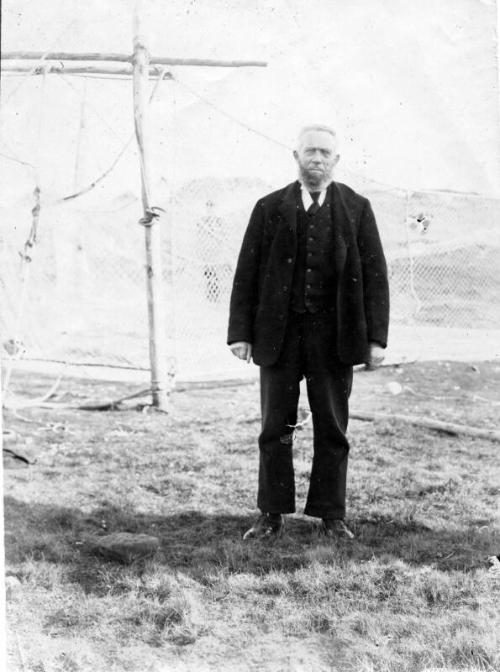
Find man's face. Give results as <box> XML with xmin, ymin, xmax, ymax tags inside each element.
<box><xmin>293</xmin><ymin>130</ymin><xmax>340</xmax><ymax>189</ymax></box>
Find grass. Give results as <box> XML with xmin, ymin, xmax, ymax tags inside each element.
<box><xmin>3</xmin><ymin>361</ymin><xmax>500</xmax><ymax>671</ymax></box>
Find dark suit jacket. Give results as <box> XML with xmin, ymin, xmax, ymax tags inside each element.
<box><xmin>227</xmin><ymin>181</ymin><xmax>389</xmax><ymax>367</ymax></box>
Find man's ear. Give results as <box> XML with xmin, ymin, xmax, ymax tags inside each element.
<box><xmin>293</xmin><ymin>150</ymin><xmax>299</xmax><ymax>162</ymax></box>
<box><xmin>333</xmin><ymin>154</ymin><xmax>340</xmax><ymax>167</ymax></box>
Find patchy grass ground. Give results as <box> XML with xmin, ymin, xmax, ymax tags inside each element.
<box><xmin>3</xmin><ymin>361</ymin><xmax>500</xmax><ymax>672</ymax></box>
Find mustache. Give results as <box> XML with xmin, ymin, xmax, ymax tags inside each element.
<box><xmin>301</xmin><ymin>165</ymin><xmax>331</xmax><ymax>176</ymax></box>
<box><xmin>300</xmin><ymin>166</ymin><xmax>332</xmax><ymax>178</ymax></box>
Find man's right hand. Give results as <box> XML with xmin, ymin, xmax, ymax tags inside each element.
<box><xmin>229</xmin><ymin>342</ymin><xmax>253</xmax><ymax>363</ymax></box>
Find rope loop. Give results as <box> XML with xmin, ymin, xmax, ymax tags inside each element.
<box><xmin>151</xmin><ymin>66</ymin><xmax>173</xmax><ymax>82</ymax></box>
<box><xmin>33</xmin><ymin>63</ymin><xmax>51</xmax><ymax>76</ymax></box>
<box><xmin>138</xmin><ymin>206</ymin><xmax>165</xmax><ymax>227</ymax></box>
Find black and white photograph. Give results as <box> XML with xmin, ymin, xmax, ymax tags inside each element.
<box><xmin>1</xmin><ymin>1</ymin><xmax>499</xmax><ymax>670</ymax></box>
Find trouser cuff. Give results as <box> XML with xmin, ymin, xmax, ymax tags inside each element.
<box><xmin>303</xmin><ymin>507</ymin><xmax>345</xmax><ymax>520</ymax></box>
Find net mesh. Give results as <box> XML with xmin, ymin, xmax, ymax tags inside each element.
<box><xmin>1</xmin><ymin>185</ymin><xmax>499</xmax><ymax>382</ymax></box>
<box><xmin>1</xmin><ymin>74</ymin><xmax>499</xmax><ymax>383</ymax></box>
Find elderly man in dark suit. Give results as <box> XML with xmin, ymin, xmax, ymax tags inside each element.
<box><xmin>228</xmin><ymin>125</ymin><xmax>389</xmax><ymax>540</ymax></box>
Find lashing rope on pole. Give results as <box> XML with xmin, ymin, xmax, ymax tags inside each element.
<box><xmin>2</xmin><ymin>65</ymin><xmax>408</xmax><ymax>210</ymax></box>
<box><xmin>2</xmin><ymin>64</ymin><xmax>171</xmax><ymax>410</ymax></box>
<box><xmin>56</xmin><ymin>66</ymin><xmax>170</xmax><ymax>205</ymax></box>
<box><xmin>135</xmin><ymin>67</ymin><xmax>169</xmax><ymax>228</ymax></box>
<box><xmin>1</xmin><ymin>66</ymin><xmax>170</xmax><ymax>211</ymax></box>
<box><xmin>2</xmin><ymin>16</ymin><xmax>77</xmax><ymax>106</ymax></box>
<box><xmin>2</xmin><ymin>66</ymin><xmax>61</xmax><ymax>405</ymax></box>
<box><xmin>0</xmin><ymin>65</ymin><xmax>169</xmax><ymax>209</ymax></box>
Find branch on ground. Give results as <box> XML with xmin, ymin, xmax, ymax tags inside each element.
<box><xmin>350</xmin><ymin>410</ymin><xmax>500</xmax><ymax>443</ymax></box>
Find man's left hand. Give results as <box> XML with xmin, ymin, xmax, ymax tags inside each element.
<box><xmin>365</xmin><ymin>342</ymin><xmax>385</xmax><ymax>370</ymax></box>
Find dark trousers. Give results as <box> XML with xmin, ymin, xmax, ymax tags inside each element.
<box><xmin>257</xmin><ymin>310</ymin><xmax>353</xmax><ymax>519</ymax></box>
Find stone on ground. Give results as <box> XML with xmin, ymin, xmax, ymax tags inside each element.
<box><xmin>87</xmin><ymin>532</ymin><xmax>160</xmax><ymax>563</ymax></box>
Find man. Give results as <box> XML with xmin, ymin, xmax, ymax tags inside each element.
<box><xmin>227</xmin><ymin>125</ymin><xmax>389</xmax><ymax>540</ymax></box>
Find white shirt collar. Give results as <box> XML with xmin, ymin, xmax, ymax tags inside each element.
<box><xmin>299</xmin><ymin>183</ymin><xmax>327</xmax><ymax>210</ymax></box>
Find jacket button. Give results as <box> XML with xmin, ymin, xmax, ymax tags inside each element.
<box><xmin>283</xmin><ymin>285</ymin><xmax>288</xmax><ymax>291</ymax></box>
<box><xmin>306</xmin><ymin>268</ymin><xmax>312</xmax><ymax>273</ymax></box>
<box><xmin>286</xmin><ymin>258</ymin><xmax>293</xmax><ymax>263</ymax></box>
<box><xmin>306</xmin><ymin>284</ymin><xmax>311</xmax><ymax>289</ymax></box>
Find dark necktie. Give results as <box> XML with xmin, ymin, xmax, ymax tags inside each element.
<box><xmin>307</xmin><ymin>191</ymin><xmax>321</xmax><ymax>215</ymax></box>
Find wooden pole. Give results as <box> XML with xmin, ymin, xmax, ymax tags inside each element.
<box><xmin>1</xmin><ymin>51</ymin><xmax>267</xmax><ymax>68</ymax></box>
<box><xmin>1</xmin><ymin>63</ymin><xmax>174</xmax><ymax>78</ymax></box>
<box><xmin>133</xmin><ymin>9</ymin><xmax>170</xmax><ymax>411</ymax></box>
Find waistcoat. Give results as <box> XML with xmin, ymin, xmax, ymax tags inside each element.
<box><xmin>290</xmin><ymin>186</ymin><xmax>337</xmax><ymax>313</ymax></box>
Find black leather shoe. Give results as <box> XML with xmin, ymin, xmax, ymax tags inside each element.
<box><xmin>243</xmin><ymin>513</ymin><xmax>284</xmax><ymax>540</ymax></box>
<box><xmin>320</xmin><ymin>518</ymin><xmax>354</xmax><ymax>540</ymax></box>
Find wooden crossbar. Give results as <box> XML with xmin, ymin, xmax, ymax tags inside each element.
<box><xmin>2</xmin><ymin>63</ymin><xmax>174</xmax><ymax>78</ymax></box>
<box><xmin>1</xmin><ymin>51</ymin><xmax>267</xmax><ymax>68</ymax></box>
<box><xmin>2</xmin><ymin>11</ymin><xmax>267</xmax><ymax>410</ymax></box>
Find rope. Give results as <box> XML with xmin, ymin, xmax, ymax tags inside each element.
<box><xmin>2</xmin><ymin>14</ymin><xmax>77</xmax><ymax>105</ymax></box>
<box><xmin>149</xmin><ymin>66</ymin><xmax>171</xmax><ymax>100</ymax></box>
<box><xmin>341</xmin><ymin>167</ymin><xmax>408</xmax><ymax>194</ymax></box>
<box><xmin>404</xmin><ymin>190</ymin><xmax>422</xmax><ymax>321</ymax></box>
<box><xmin>67</xmin><ymin>199</ymin><xmax>138</xmax><ymax>215</ymax></box>
<box><xmin>138</xmin><ymin>206</ymin><xmax>165</xmax><ymax>227</ymax></box>
<box><xmin>59</xmin><ymin>74</ymin><xmax>129</xmax><ymax>145</ymax></box>
<box><xmin>2</xmin><ymin>60</ymin><xmax>493</xmax><ymax>200</ymax></box>
<box><xmin>3</xmin><ymin>367</ymin><xmax>66</xmax><ymax>410</ymax></box>
<box><xmin>3</xmin><ymin>60</ymin><xmax>50</xmax><ymax>105</ymax></box>
<box><xmin>0</xmin><ymin>144</ymin><xmax>36</xmax><ymax>171</ymax></box>
<box><xmin>58</xmin><ymin>66</ymin><xmax>168</xmax><ymax>205</ymax></box>
<box><xmin>134</xmin><ymin>68</ymin><xmax>171</xmax><ymax>224</ymax></box>
<box><xmin>174</xmin><ymin>76</ymin><xmax>292</xmax><ymax>151</ymax></box>
<box><xmin>61</xmin><ymin>137</ymin><xmax>135</xmax><ymax>203</ymax></box>
<box><xmin>73</xmin><ymin>78</ymin><xmax>87</xmax><ymax>190</ymax></box>
<box><xmin>59</xmin><ymin>66</ymin><xmax>170</xmax><ymax>155</ymax></box>
<box><xmin>2</xmin><ymin>69</ymin><xmax>47</xmax><ymax>398</ymax></box>
<box><xmin>172</xmin><ymin>76</ymin><xmax>433</xmax><ymax>195</ymax></box>
<box><xmin>1</xmin><ymin>63</ymin><xmax>171</xmax><ymax>404</ymax></box>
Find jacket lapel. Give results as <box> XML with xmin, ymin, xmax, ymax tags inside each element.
<box><xmin>277</xmin><ymin>182</ymin><xmax>299</xmax><ymax>233</ymax></box>
<box><xmin>330</xmin><ymin>181</ymin><xmax>356</xmax><ymax>246</ymax></box>
<box><xmin>329</xmin><ymin>181</ymin><xmax>355</xmax><ymax>275</ymax></box>
<box><xmin>274</xmin><ymin>180</ymin><xmax>355</xmax><ymax>252</ymax></box>
<box><xmin>276</xmin><ymin>181</ymin><xmax>354</xmax><ymax>240</ymax></box>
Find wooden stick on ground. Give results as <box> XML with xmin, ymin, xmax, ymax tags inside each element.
<box><xmin>350</xmin><ymin>409</ymin><xmax>500</xmax><ymax>443</ymax></box>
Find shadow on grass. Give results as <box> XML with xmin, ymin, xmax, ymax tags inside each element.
<box><xmin>4</xmin><ymin>496</ymin><xmax>495</xmax><ymax>595</ymax></box>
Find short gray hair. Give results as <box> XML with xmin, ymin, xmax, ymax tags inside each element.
<box><xmin>296</xmin><ymin>124</ymin><xmax>338</xmax><ymax>149</ymax></box>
